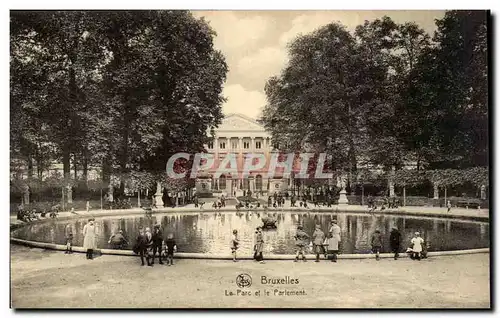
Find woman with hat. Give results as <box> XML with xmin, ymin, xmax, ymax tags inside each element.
<box><xmin>83</xmin><ymin>218</ymin><xmax>98</xmax><ymax>259</ymax></box>
<box><xmin>325</xmin><ymin>219</ymin><xmax>341</xmax><ymax>262</ymax></box>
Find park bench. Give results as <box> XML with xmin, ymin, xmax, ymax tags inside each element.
<box><xmin>456</xmin><ymin>200</ymin><xmax>481</xmax><ymax>209</ymax></box>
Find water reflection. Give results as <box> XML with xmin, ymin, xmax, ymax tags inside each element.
<box><xmin>11</xmin><ymin>212</ymin><xmax>489</xmax><ymax>255</ymax></box>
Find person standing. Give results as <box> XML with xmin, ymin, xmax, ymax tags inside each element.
<box><xmin>294</xmin><ymin>225</ymin><xmax>309</xmax><ymax>262</ymax></box>
<box><xmin>108</xmin><ymin>230</ymin><xmax>128</xmax><ymax>249</ymax></box>
<box><xmin>410</xmin><ymin>232</ymin><xmax>425</xmax><ymax>261</ymax></box>
<box><xmin>86</xmin><ymin>201</ymin><xmax>91</xmax><ymax>213</ymax></box>
<box><xmin>389</xmin><ymin>228</ymin><xmax>402</xmax><ymax>260</ymax></box>
<box><xmin>367</xmin><ymin>195</ymin><xmax>373</xmax><ymax>208</ymax></box>
<box><xmin>134</xmin><ymin>227</ymin><xmax>150</xmax><ymax>266</ymax></box>
<box><xmin>231</xmin><ymin>230</ymin><xmax>239</xmax><ymax>262</ymax></box>
<box><xmin>447</xmin><ymin>200</ymin><xmax>452</xmax><ymax>213</ymax></box>
<box><xmin>164</xmin><ymin>233</ymin><xmax>177</xmax><ymax>266</ymax></box>
<box><xmin>326</xmin><ymin>219</ymin><xmax>341</xmax><ymax>262</ymax></box>
<box><xmin>64</xmin><ymin>223</ymin><xmax>74</xmax><ymax>254</ymax></box>
<box><xmin>144</xmin><ymin>227</ymin><xmax>153</xmax><ymax>266</ymax></box>
<box><xmin>312</xmin><ymin>224</ymin><xmax>326</xmax><ymax>262</ymax></box>
<box><xmin>253</xmin><ymin>227</ymin><xmax>265</xmax><ymax>264</ymax></box>
<box><xmin>83</xmin><ymin>219</ymin><xmax>97</xmax><ymax>260</ymax></box>
<box><xmin>371</xmin><ymin>230</ymin><xmax>383</xmax><ymax>261</ymax></box>
<box><xmin>151</xmin><ymin>225</ymin><xmax>164</xmax><ymax>265</ymax></box>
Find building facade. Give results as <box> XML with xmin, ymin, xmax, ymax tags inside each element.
<box><xmin>196</xmin><ymin>113</ymin><xmax>293</xmax><ymax>197</ymax></box>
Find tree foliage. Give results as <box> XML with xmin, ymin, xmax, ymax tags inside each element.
<box><xmin>10</xmin><ymin>10</ymin><xmax>228</xmax><ymax>194</ymax></box>
<box><xmin>261</xmin><ymin>11</ymin><xmax>488</xmax><ymax>188</ymax></box>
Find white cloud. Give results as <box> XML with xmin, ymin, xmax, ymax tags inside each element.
<box><xmin>234</xmin><ymin>12</ymin><xmax>360</xmax><ymax>89</ymax></box>
<box><xmin>236</xmin><ymin>47</ymin><xmax>289</xmax><ymax>82</ymax></box>
<box><xmin>194</xmin><ymin>11</ymin><xmax>271</xmax><ymax>50</ymax></box>
<box><xmin>195</xmin><ymin>11</ymin><xmax>445</xmax><ymax>120</ymax></box>
<box><xmin>222</xmin><ymin>84</ymin><xmax>267</xmax><ymax>119</ymax></box>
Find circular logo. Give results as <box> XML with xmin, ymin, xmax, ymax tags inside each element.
<box><xmin>236</xmin><ymin>273</ymin><xmax>252</xmax><ymax>288</ymax></box>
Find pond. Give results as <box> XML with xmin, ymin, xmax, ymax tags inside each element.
<box><xmin>11</xmin><ymin>211</ymin><xmax>489</xmax><ymax>255</ymax></box>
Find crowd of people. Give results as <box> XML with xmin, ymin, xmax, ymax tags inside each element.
<box><xmin>17</xmin><ymin>203</ymin><xmax>59</xmax><ymax>222</ymax></box>
<box><xmin>57</xmin><ymin>193</ymin><xmax>429</xmax><ymax>265</ymax></box>
<box><xmin>227</xmin><ymin>219</ymin><xmax>426</xmax><ymax>263</ymax></box>
<box><xmin>63</xmin><ymin>215</ymin><xmax>427</xmax><ymax>264</ymax></box>
<box><xmin>288</xmin><ymin>220</ymin><xmax>342</xmax><ymax>263</ymax></box>
<box><xmin>367</xmin><ymin>195</ymin><xmax>401</xmax><ymax>212</ymax></box>
<box><xmin>132</xmin><ymin>225</ymin><xmax>177</xmax><ymax>266</ymax></box>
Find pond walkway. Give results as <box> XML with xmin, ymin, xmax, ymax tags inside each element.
<box><xmin>10</xmin><ymin>201</ymin><xmax>489</xmax><ymax>228</ymax></box>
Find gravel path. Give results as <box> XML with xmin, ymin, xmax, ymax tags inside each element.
<box><xmin>10</xmin><ymin>244</ymin><xmax>490</xmax><ymax>309</ymax></box>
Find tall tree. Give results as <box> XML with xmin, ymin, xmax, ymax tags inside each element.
<box><xmin>398</xmin><ymin>10</ymin><xmax>488</xmax><ymax>168</ymax></box>
<box><xmin>11</xmin><ymin>11</ymin><xmax>106</xmax><ymax>181</ymax></box>
<box><xmin>97</xmin><ymin>11</ymin><xmax>227</xmax><ymax>192</ymax></box>
<box><xmin>261</xmin><ymin>22</ymin><xmax>395</xmax><ymax>186</ymax></box>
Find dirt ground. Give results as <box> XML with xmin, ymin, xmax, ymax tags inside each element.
<box><xmin>10</xmin><ymin>244</ymin><xmax>490</xmax><ymax>309</ymax></box>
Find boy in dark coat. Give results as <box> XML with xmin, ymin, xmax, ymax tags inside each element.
<box><xmin>371</xmin><ymin>230</ymin><xmax>383</xmax><ymax>261</ymax></box>
<box><xmin>151</xmin><ymin>224</ymin><xmax>164</xmax><ymax>265</ymax></box>
<box><xmin>135</xmin><ymin>227</ymin><xmax>151</xmax><ymax>266</ymax></box>
<box><xmin>389</xmin><ymin>228</ymin><xmax>402</xmax><ymax>260</ymax></box>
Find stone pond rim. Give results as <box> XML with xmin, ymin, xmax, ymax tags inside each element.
<box><xmin>10</xmin><ymin>207</ymin><xmax>490</xmax><ymax>259</ymax></box>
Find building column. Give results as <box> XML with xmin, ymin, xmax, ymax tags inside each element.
<box><xmin>238</xmin><ymin>137</ymin><xmax>243</xmax><ymax>151</ymax></box>
<box><xmin>250</xmin><ymin>137</ymin><xmax>255</xmax><ymax>152</ymax></box>
<box><xmin>227</xmin><ymin>179</ymin><xmax>233</xmax><ymax>197</ymax></box>
<box><xmin>227</xmin><ymin>137</ymin><xmax>231</xmax><ymax>151</ymax></box>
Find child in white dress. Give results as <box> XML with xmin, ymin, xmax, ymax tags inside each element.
<box><xmin>410</xmin><ymin>232</ymin><xmax>425</xmax><ymax>260</ymax></box>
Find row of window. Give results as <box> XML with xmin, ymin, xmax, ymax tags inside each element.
<box><xmin>207</xmin><ymin>140</ymin><xmax>263</xmax><ymax>150</ymax></box>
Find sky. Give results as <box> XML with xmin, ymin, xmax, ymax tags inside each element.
<box><xmin>192</xmin><ymin>10</ymin><xmax>446</xmax><ymax>119</ymax></box>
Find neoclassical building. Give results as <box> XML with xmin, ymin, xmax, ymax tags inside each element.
<box><xmin>195</xmin><ymin>113</ymin><xmax>293</xmax><ymax>197</ymax></box>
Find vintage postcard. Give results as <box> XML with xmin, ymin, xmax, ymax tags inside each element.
<box><xmin>9</xmin><ymin>9</ymin><xmax>490</xmax><ymax>309</ymax></box>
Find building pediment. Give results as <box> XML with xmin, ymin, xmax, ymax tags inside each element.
<box><xmin>217</xmin><ymin>113</ymin><xmax>266</xmax><ymax>132</ymax></box>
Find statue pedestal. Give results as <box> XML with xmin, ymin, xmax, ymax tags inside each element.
<box><xmin>154</xmin><ymin>181</ymin><xmax>164</xmax><ymax>208</ymax></box>
<box><xmin>67</xmin><ymin>186</ymin><xmax>73</xmax><ymax>204</ymax></box>
<box><xmin>154</xmin><ymin>193</ymin><xmax>164</xmax><ymax>208</ymax></box>
<box><xmin>338</xmin><ymin>189</ymin><xmax>349</xmax><ymax>205</ymax></box>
